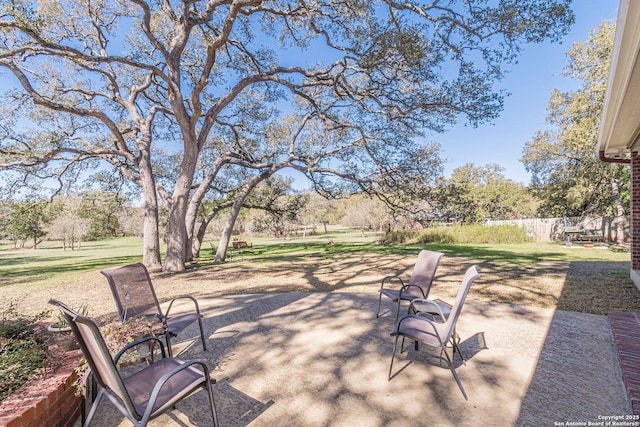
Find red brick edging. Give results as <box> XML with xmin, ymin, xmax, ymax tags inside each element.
<box><xmin>0</xmin><ymin>348</ymin><xmax>83</xmax><ymax>427</ymax></box>
<box><xmin>609</xmin><ymin>311</ymin><xmax>640</xmax><ymax>415</ymax></box>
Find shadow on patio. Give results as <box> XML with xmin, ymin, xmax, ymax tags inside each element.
<box><xmin>515</xmin><ymin>260</ymin><xmax>631</xmax><ymax>426</ymax></box>
<box><xmin>82</xmin><ymin>285</ymin><xmax>630</xmax><ymax>426</ymax></box>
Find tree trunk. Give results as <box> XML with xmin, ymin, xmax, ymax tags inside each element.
<box><xmin>215</xmin><ymin>203</ymin><xmax>241</xmax><ymax>263</ymax></box>
<box><xmin>214</xmin><ymin>170</ymin><xmax>275</xmax><ymax>263</ymax></box>
<box><xmin>165</xmin><ymin>195</ymin><xmax>189</xmax><ymax>272</ymax></box>
<box><xmin>611</xmin><ymin>177</ymin><xmax>626</xmax><ymax>245</ymax></box>
<box><xmin>164</xmin><ymin>142</ymin><xmax>199</xmax><ymax>272</ymax></box>
<box><xmin>191</xmin><ymin>228</ymin><xmax>203</xmax><ymax>259</ymax></box>
<box><xmin>192</xmin><ymin>214</ymin><xmax>214</xmax><ymax>259</ymax></box>
<box><xmin>140</xmin><ymin>151</ymin><xmax>162</xmax><ymax>268</ymax></box>
<box><xmin>184</xmin><ymin>194</ymin><xmax>204</xmax><ymax>263</ymax></box>
<box><xmin>184</xmin><ymin>192</ymin><xmax>204</xmax><ymax>263</ymax></box>
<box><xmin>185</xmin><ymin>157</ymin><xmax>228</xmax><ymax>262</ymax></box>
<box><xmin>191</xmin><ymin>200</ymin><xmax>233</xmax><ymax>260</ymax></box>
<box><xmin>185</xmin><ymin>214</ymin><xmax>197</xmax><ymax>262</ymax></box>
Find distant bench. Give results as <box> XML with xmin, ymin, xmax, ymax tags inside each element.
<box><xmin>578</xmin><ymin>231</ymin><xmax>604</xmax><ymax>242</ymax></box>
<box><xmin>232</xmin><ymin>240</ymin><xmax>252</xmax><ymax>250</ymax></box>
<box><xmin>209</xmin><ymin>240</ymin><xmax>253</xmax><ymax>260</ymax></box>
<box><xmin>564</xmin><ymin>227</ymin><xmax>604</xmax><ymax>245</ymax></box>
<box><xmin>229</xmin><ymin>240</ymin><xmax>252</xmax><ymax>260</ymax></box>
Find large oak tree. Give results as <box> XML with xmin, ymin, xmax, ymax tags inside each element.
<box><xmin>1</xmin><ymin>0</ymin><xmax>574</xmax><ymax>271</ymax></box>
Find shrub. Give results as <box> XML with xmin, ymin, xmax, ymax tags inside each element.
<box><xmin>384</xmin><ymin>230</ymin><xmax>418</xmax><ymax>243</ymax></box>
<box><xmin>49</xmin><ymin>304</ymin><xmax>89</xmax><ymax>330</ymax></box>
<box><xmin>385</xmin><ymin>224</ymin><xmax>532</xmax><ymax>245</ymax></box>
<box><xmin>0</xmin><ymin>302</ymin><xmax>50</xmax><ymax>402</ymax></box>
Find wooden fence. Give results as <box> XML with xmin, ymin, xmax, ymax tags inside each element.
<box><xmin>486</xmin><ymin>216</ymin><xmax>630</xmax><ymax>243</ymax></box>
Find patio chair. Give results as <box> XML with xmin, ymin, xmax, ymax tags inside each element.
<box><xmin>101</xmin><ymin>263</ymin><xmax>206</xmax><ymax>357</ymax></box>
<box><xmin>376</xmin><ymin>250</ymin><xmax>444</xmax><ymax>321</ymax></box>
<box><xmin>388</xmin><ymin>265</ymin><xmax>479</xmax><ymax>400</ymax></box>
<box><xmin>48</xmin><ymin>299</ymin><xmax>219</xmax><ymax>427</ymax></box>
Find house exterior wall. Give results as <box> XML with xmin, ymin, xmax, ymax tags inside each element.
<box><xmin>631</xmin><ymin>152</ymin><xmax>640</xmax><ymax>288</ymax></box>
<box><xmin>632</xmin><ymin>152</ymin><xmax>640</xmax><ymax>270</ymax></box>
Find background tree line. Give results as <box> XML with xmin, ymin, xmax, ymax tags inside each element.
<box><xmin>0</xmin><ymin>191</ymin><xmax>143</xmax><ymax>249</ymax></box>
<box><xmin>0</xmin><ymin>162</ymin><xmax>542</xmax><ymax>251</ymax></box>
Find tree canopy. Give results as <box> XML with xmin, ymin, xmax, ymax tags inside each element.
<box><xmin>1</xmin><ymin>0</ymin><xmax>575</xmax><ymax>270</ymax></box>
<box><xmin>435</xmin><ymin>163</ymin><xmax>537</xmax><ymax>223</ymax></box>
<box><xmin>521</xmin><ymin>20</ymin><xmax>629</xmax><ymax>239</ymax></box>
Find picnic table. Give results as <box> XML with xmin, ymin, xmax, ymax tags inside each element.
<box><xmin>564</xmin><ymin>226</ymin><xmax>604</xmax><ymax>246</ymax></box>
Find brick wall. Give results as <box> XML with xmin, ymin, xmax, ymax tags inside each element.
<box><xmin>632</xmin><ymin>152</ymin><xmax>640</xmax><ymax>270</ymax></box>
<box><xmin>0</xmin><ymin>349</ymin><xmax>83</xmax><ymax>427</ymax></box>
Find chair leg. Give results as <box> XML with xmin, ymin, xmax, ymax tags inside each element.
<box><xmin>198</xmin><ymin>316</ymin><xmax>207</xmax><ymax>351</ymax></box>
<box><xmin>451</xmin><ymin>335</ymin><xmax>466</xmax><ymax>366</ymax></box>
<box><xmin>376</xmin><ymin>292</ymin><xmax>384</xmax><ymax>318</ymax></box>
<box><xmin>165</xmin><ymin>333</ymin><xmax>173</xmax><ymax>358</ymax></box>
<box><xmin>389</xmin><ymin>335</ymin><xmax>400</xmax><ymax>380</ymax></box>
<box><xmin>394</xmin><ymin>299</ymin><xmax>402</xmax><ymax>323</ymax></box>
<box><xmin>400</xmin><ymin>336</ymin><xmax>407</xmax><ymax>354</ymax></box>
<box><xmin>441</xmin><ymin>346</ymin><xmax>468</xmax><ymax>400</ymax></box>
<box><xmin>83</xmin><ymin>388</ymin><xmax>104</xmax><ymax>427</ymax></box>
<box><xmin>205</xmin><ymin>378</ymin><xmax>219</xmax><ymax>427</ymax></box>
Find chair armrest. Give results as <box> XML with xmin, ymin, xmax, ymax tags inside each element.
<box><xmin>409</xmin><ymin>299</ymin><xmax>447</xmax><ymax>322</ymax></box>
<box><xmin>114</xmin><ymin>336</ymin><xmax>167</xmax><ymax>365</ymax></box>
<box><xmin>392</xmin><ymin>314</ymin><xmax>449</xmax><ymax>348</ymax></box>
<box><xmin>380</xmin><ymin>276</ymin><xmax>405</xmax><ymax>290</ymax></box>
<box><xmin>392</xmin><ymin>314</ymin><xmax>441</xmax><ymax>337</ymax></box>
<box><xmin>142</xmin><ymin>360</ymin><xmax>213</xmax><ymax>421</ymax></box>
<box><xmin>165</xmin><ymin>295</ymin><xmax>201</xmax><ymax>317</ymax></box>
<box><xmin>142</xmin><ymin>313</ymin><xmax>164</xmax><ymax>322</ymax></box>
<box><xmin>398</xmin><ymin>283</ymin><xmax>427</xmax><ymax>298</ymax></box>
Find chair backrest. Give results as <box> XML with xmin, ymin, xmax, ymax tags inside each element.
<box><xmin>433</xmin><ymin>265</ymin><xmax>480</xmax><ymax>344</ymax></box>
<box><xmin>48</xmin><ymin>299</ymin><xmax>138</xmax><ymax>416</ymax></box>
<box><xmin>407</xmin><ymin>250</ymin><xmax>444</xmax><ymax>294</ymax></box>
<box><xmin>101</xmin><ymin>263</ymin><xmax>162</xmax><ymax>321</ymax></box>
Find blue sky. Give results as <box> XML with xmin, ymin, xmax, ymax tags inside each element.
<box><xmin>433</xmin><ymin>0</ymin><xmax>619</xmax><ymax>185</ymax></box>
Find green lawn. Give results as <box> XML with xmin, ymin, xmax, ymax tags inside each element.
<box><xmin>0</xmin><ymin>237</ymin><xmax>145</xmax><ymax>289</ymax></box>
<box><xmin>0</xmin><ymin>234</ymin><xmax>636</xmax><ymax>317</ymax></box>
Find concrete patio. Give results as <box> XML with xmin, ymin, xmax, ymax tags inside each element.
<box><xmin>83</xmin><ymin>292</ymin><xmax>631</xmax><ymax>426</ymax></box>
